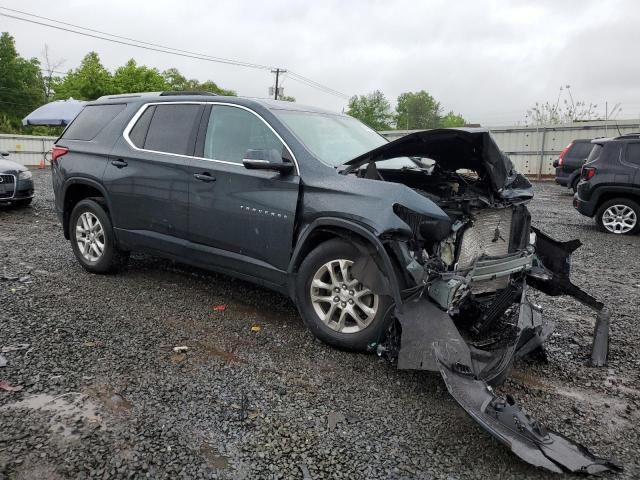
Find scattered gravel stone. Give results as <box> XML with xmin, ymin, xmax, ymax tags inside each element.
<box><xmin>0</xmin><ymin>172</ymin><xmax>639</xmax><ymax>478</ymax></box>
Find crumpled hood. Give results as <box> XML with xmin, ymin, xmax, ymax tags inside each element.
<box><xmin>343</xmin><ymin>128</ymin><xmax>532</xmax><ymax>197</ymax></box>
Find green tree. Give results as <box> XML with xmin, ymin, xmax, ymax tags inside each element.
<box><xmin>395</xmin><ymin>90</ymin><xmax>442</xmax><ymax>130</ymax></box>
<box><xmin>112</xmin><ymin>59</ymin><xmax>168</xmax><ymax>93</ymax></box>
<box><xmin>54</xmin><ymin>52</ymin><xmax>112</xmax><ymax>100</ymax></box>
<box><xmin>0</xmin><ymin>32</ymin><xmax>45</xmax><ymax>131</ymax></box>
<box><xmin>440</xmin><ymin>111</ymin><xmax>466</xmax><ymax>127</ymax></box>
<box><xmin>347</xmin><ymin>90</ymin><xmax>392</xmax><ymax>130</ymax></box>
<box><xmin>198</xmin><ymin>80</ymin><xmax>236</xmax><ymax>96</ymax></box>
<box><xmin>162</xmin><ymin>68</ymin><xmax>235</xmax><ymax>95</ymax></box>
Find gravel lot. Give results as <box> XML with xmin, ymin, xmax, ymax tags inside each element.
<box><xmin>1</xmin><ymin>170</ymin><xmax>639</xmax><ymax>479</ymax></box>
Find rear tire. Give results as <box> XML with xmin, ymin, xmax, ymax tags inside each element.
<box><xmin>69</xmin><ymin>199</ymin><xmax>129</xmax><ymax>273</ymax></box>
<box><xmin>595</xmin><ymin>198</ymin><xmax>640</xmax><ymax>235</ymax></box>
<box><xmin>295</xmin><ymin>238</ymin><xmax>394</xmax><ymax>351</ymax></box>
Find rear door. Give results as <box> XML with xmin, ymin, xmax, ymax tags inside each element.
<box><xmin>104</xmin><ymin>102</ymin><xmax>204</xmax><ymax>255</ymax></box>
<box><xmin>186</xmin><ymin>103</ymin><xmax>299</xmax><ymax>287</ymax></box>
<box><xmin>622</xmin><ymin>141</ymin><xmax>640</xmax><ymax>185</ymax></box>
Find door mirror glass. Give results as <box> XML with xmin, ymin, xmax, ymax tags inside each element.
<box><xmin>243</xmin><ymin>148</ymin><xmax>282</xmax><ymax>163</ymax></box>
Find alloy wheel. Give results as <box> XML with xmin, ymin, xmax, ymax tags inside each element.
<box><xmin>602</xmin><ymin>204</ymin><xmax>637</xmax><ymax>234</ymax></box>
<box><xmin>309</xmin><ymin>259</ymin><xmax>379</xmax><ymax>333</ymax></box>
<box><xmin>75</xmin><ymin>212</ymin><xmax>105</xmax><ymax>261</ymax></box>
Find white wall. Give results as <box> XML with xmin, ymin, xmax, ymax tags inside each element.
<box><xmin>380</xmin><ymin>120</ymin><xmax>640</xmax><ymax>177</ymax></box>
<box><xmin>0</xmin><ymin>134</ymin><xmax>57</xmax><ymax>167</ymax></box>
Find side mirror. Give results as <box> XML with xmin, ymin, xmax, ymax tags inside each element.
<box><xmin>0</xmin><ymin>151</ymin><xmax>9</xmax><ymax>157</ymax></box>
<box><xmin>242</xmin><ymin>159</ymin><xmax>294</xmax><ymax>174</ymax></box>
<box><xmin>242</xmin><ymin>149</ymin><xmax>294</xmax><ymax>174</ymax></box>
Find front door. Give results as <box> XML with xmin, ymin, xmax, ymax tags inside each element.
<box><xmin>104</xmin><ymin>103</ymin><xmax>204</xmax><ymax>255</ymax></box>
<box><xmin>187</xmin><ymin>104</ymin><xmax>299</xmax><ymax>286</ymax></box>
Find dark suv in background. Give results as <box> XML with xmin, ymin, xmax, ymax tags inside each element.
<box><xmin>553</xmin><ymin>138</ymin><xmax>594</xmax><ymax>192</ymax></box>
<box><xmin>574</xmin><ymin>134</ymin><xmax>640</xmax><ymax>234</ymax></box>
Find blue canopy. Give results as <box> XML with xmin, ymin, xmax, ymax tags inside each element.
<box><xmin>22</xmin><ymin>98</ymin><xmax>86</xmax><ymax>126</ymax></box>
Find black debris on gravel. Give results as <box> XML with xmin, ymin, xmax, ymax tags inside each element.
<box><xmin>0</xmin><ymin>171</ymin><xmax>638</xmax><ymax>479</ymax></box>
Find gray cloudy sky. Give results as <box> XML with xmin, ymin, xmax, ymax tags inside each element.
<box><xmin>2</xmin><ymin>0</ymin><xmax>639</xmax><ymax>125</ymax></box>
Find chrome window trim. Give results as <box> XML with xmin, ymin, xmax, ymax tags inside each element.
<box><xmin>122</xmin><ymin>101</ymin><xmax>299</xmax><ymax>175</ymax></box>
<box><xmin>0</xmin><ymin>173</ymin><xmax>17</xmax><ymax>199</ymax></box>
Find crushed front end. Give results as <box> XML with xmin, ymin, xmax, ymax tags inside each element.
<box><xmin>344</xmin><ymin>129</ymin><xmax>621</xmax><ymax>473</ymax></box>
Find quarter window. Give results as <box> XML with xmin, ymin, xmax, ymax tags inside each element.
<box><xmin>142</xmin><ymin>104</ymin><xmax>202</xmax><ymax>156</ymax></box>
<box><xmin>626</xmin><ymin>143</ymin><xmax>640</xmax><ymax>166</ymax></box>
<box><xmin>203</xmin><ymin>105</ymin><xmax>285</xmax><ymax>164</ymax></box>
<box><xmin>128</xmin><ymin>105</ymin><xmax>155</xmax><ymax>148</ymax></box>
<box><xmin>61</xmin><ymin>104</ymin><xmax>126</xmax><ymax>141</ymax></box>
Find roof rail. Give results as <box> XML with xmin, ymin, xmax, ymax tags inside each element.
<box><xmin>614</xmin><ymin>133</ymin><xmax>640</xmax><ymax>139</ymax></box>
<box><xmin>159</xmin><ymin>91</ymin><xmax>217</xmax><ymax>96</ymax></box>
<box><xmin>95</xmin><ymin>92</ymin><xmax>162</xmax><ymax>101</ymax></box>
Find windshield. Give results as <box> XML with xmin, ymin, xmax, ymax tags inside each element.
<box><xmin>275</xmin><ymin>110</ymin><xmax>390</xmax><ymax>167</ymax></box>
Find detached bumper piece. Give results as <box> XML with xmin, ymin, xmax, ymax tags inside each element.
<box><xmin>435</xmin><ymin>353</ymin><xmax>622</xmax><ymax>474</ymax></box>
<box><xmin>528</xmin><ymin>228</ymin><xmax>611</xmax><ymax>366</ymax></box>
<box><xmin>394</xmin><ymin>293</ymin><xmax>621</xmax><ymax>474</ymax></box>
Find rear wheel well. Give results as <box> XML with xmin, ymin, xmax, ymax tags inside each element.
<box><xmin>595</xmin><ymin>191</ymin><xmax>640</xmax><ymax>211</ymax></box>
<box><xmin>63</xmin><ymin>184</ymin><xmax>106</xmax><ymax>239</ymax></box>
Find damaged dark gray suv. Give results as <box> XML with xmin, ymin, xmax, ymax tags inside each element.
<box><xmin>52</xmin><ymin>93</ymin><xmax>621</xmax><ymax>474</ymax></box>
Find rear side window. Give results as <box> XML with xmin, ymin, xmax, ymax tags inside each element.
<box><xmin>143</xmin><ymin>104</ymin><xmax>203</xmax><ymax>156</ymax></box>
<box><xmin>625</xmin><ymin>143</ymin><xmax>640</xmax><ymax>166</ymax></box>
<box><xmin>61</xmin><ymin>104</ymin><xmax>126</xmax><ymax>141</ymax></box>
<box><xmin>128</xmin><ymin>105</ymin><xmax>155</xmax><ymax>148</ymax></box>
<box><xmin>585</xmin><ymin>144</ymin><xmax>603</xmax><ymax>163</ymax></box>
<box><xmin>568</xmin><ymin>142</ymin><xmax>593</xmax><ymax>159</ymax></box>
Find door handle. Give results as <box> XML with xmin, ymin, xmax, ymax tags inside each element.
<box><xmin>193</xmin><ymin>173</ymin><xmax>216</xmax><ymax>182</ymax></box>
<box><xmin>111</xmin><ymin>159</ymin><xmax>128</xmax><ymax>168</ymax></box>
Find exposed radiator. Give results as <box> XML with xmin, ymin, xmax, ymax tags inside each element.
<box><xmin>457</xmin><ymin>208</ymin><xmax>513</xmax><ymax>292</ymax></box>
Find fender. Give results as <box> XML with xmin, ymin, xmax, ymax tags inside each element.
<box><xmin>287</xmin><ymin>217</ymin><xmax>403</xmax><ymax>308</ymax></box>
<box><xmin>590</xmin><ymin>184</ymin><xmax>640</xmax><ymax>204</ymax></box>
<box><xmin>61</xmin><ymin>177</ymin><xmax>113</xmax><ymax>239</ymax></box>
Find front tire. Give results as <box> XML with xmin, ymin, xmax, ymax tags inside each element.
<box><xmin>295</xmin><ymin>239</ymin><xmax>394</xmax><ymax>351</ymax></box>
<box><xmin>595</xmin><ymin>197</ymin><xmax>640</xmax><ymax>235</ymax></box>
<box><xmin>69</xmin><ymin>199</ymin><xmax>128</xmax><ymax>273</ymax></box>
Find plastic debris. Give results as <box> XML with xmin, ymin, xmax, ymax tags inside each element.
<box><xmin>1</xmin><ymin>344</ymin><xmax>30</xmax><ymax>353</ymax></box>
<box><xmin>0</xmin><ymin>380</ymin><xmax>23</xmax><ymax>392</ymax></box>
<box><xmin>173</xmin><ymin>346</ymin><xmax>189</xmax><ymax>353</ymax></box>
<box><xmin>327</xmin><ymin>411</ymin><xmax>346</xmax><ymax>431</ymax></box>
<box><xmin>250</xmin><ymin>324</ymin><xmax>262</xmax><ymax>333</ymax></box>
<box><xmin>212</xmin><ymin>304</ymin><xmax>226</xmax><ymax>312</ymax></box>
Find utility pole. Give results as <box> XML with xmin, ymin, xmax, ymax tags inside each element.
<box><xmin>271</xmin><ymin>68</ymin><xmax>287</xmax><ymax>100</ymax></box>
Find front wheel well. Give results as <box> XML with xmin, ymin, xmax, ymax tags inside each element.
<box><xmin>289</xmin><ymin>225</ymin><xmax>407</xmax><ymax>301</ymax></box>
<box><xmin>62</xmin><ymin>183</ymin><xmax>107</xmax><ymax>239</ymax></box>
<box><xmin>291</xmin><ymin>226</ymin><xmax>386</xmax><ymax>274</ymax></box>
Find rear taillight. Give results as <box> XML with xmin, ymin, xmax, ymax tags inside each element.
<box><xmin>51</xmin><ymin>146</ymin><xmax>69</xmax><ymax>164</ymax></box>
<box><xmin>557</xmin><ymin>142</ymin><xmax>572</xmax><ymax>166</ymax></box>
<box><xmin>582</xmin><ymin>166</ymin><xmax>597</xmax><ymax>180</ymax></box>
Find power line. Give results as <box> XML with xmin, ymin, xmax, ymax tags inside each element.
<box><xmin>0</xmin><ymin>6</ymin><xmax>351</xmax><ymax>100</ymax></box>
<box><xmin>287</xmin><ymin>71</ymin><xmax>350</xmax><ymax>99</ymax></box>
<box><xmin>287</xmin><ymin>73</ymin><xmax>350</xmax><ymax>100</ymax></box>
<box><xmin>0</xmin><ymin>6</ymin><xmax>271</xmax><ymax>71</ymax></box>
<box><xmin>0</xmin><ymin>11</ymin><xmax>273</xmax><ymax>70</ymax></box>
